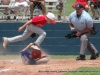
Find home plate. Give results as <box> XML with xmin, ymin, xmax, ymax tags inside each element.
<box><xmin>0</xmin><ymin>68</ymin><xmax>11</xmax><ymax>73</ymax></box>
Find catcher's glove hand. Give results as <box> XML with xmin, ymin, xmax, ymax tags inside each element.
<box><xmin>65</xmin><ymin>31</ymin><xmax>77</xmax><ymax>39</ymax></box>
<box><xmin>30</xmin><ymin>33</ymin><xmax>36</xmax><ymax>38</ymax></box>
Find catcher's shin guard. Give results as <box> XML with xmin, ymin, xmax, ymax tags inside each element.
<box><xmin>21</xmin><ymin>50</ymin><xmax>36</xmax><ymax>65</ymax></box>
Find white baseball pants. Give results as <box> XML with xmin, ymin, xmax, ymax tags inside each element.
<box><xmin>6</xmin><ymin>24</ymin><xmax>46</xmax><ymax>46</ymax></box>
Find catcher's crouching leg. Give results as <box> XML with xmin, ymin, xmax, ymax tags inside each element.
<box><xmin>21</xmin><ymin>50</ymin><xmax>36</xmax><ymax>65</ymax></box>
<box><xmin>36</xmin><ymin>57</ymin><xmax>49</xmax><ymax>64</ymax></box>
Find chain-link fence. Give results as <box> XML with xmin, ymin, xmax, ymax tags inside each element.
<box><xmin>0</xmin><ymin>0</ymin><xmax>67</xmax><ymax>21</ymax></box>
<box><xmin>0</xmin><ymin>0</ymin><xmax>100</xmax><ymax>21</ymax></box>
<box><xmin>88</xmin><ymin>0</ymin><xmax>100</xmax><ymax>20</ymax></box>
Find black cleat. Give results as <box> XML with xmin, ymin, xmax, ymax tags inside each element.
<box><xmin>76</xmin><ymin>55</ymin><xmax>86</xmax><ymax>60</ymax></box>
<box><xmin>96</xmin><ymin>53</ymin><xmax>99</xmax><ymax>58</ymax></box>
<box><xmin>90</xmin><ymin>56</ymin><xmax>96</xmax><ymax>60</ymax></box>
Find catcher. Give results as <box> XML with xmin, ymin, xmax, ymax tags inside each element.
<box><xmin>21</xmin><ymin>43</ymin><xmax>49</xmax><ymax>65</ymax></box>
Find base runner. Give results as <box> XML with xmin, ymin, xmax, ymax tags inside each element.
<box><xmin>21</xmin><ymin>43</ymin><xmax>49</xmax><ymax>65</ymax></box>
<box><xmin>3</xmin><ymin>12</ymin><xmax>56</xmax><ymax>49</ymax></box>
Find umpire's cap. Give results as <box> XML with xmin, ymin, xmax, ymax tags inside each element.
<box><xmin>75</xmin><ymin>3</ymin><xmax>83</xmax><ymax>9</ymax></box>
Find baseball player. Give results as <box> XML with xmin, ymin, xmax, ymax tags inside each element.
<box><xmin>69</xmin><ymin>3</ymin><xmax>99</xmax><ymax>60</ymax></box>
<box><xmin>3</xmin><ymin>12</ymin><xmax>56</xmax><ymax>49</ymax></box>
<box><xmin>21</xmin><ymin>43</ymin><xmax>48</xmax><ymax>65</ymax></box>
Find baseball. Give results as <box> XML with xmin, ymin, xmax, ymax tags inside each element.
<box><xmin>10</xmin><ymin>60</ymin><xmax>14</xmax><ymax>64</ymax></box>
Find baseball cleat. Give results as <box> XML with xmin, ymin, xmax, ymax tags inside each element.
<box><xmin>3</xmin><ymin>37</ymin><xmax>8</xmax><ymax>49</ymax></box>
<box><xmin>76</xmin><ymin>56</ymin><xmax>86</xmax><ymax>60</ymax></box>
<box><xmin>76</xmin><ymin>55</ymin><xmax>86</xmax><ymax>60</ymax></box>
<box><xmin>96</xmin><ymin>53</ymin><xmax>99</xmax><ymax>58</ymax></box>
<box><xmin>90</xmin><ymin>55</ymin><xmax>96</xmax><ymax>60</ymax></box>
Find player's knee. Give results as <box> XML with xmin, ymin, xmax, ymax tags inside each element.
<box><xmin>80</xmin><ymin>35</ymin><xmax>88</xmax><ymax>41</ymax></box>
<box><xmin>42</xmin><ymin>32</ymin><xmax>46</xmax><ymax>37</ymax></box>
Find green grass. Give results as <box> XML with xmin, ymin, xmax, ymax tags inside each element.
<box><xmin>0</xmin><ymin>55</ymin><xmax>76</xmax><ymax>59</ymax></box>
<box><xmin>0</xmin><ymin>55</ymin><xmax>20</xmax><ymax>60</ymax></box>
<box><xmin>65</xmin><ymin>0</ymin><xmax>75</xmax><ymax>16</ymax></box>
<box><xmin>45</xmin><ymin>0</ymin><xmax>75</xmax><ymax>16</ymax></box>
<box><xmin>0</xmin><ymin>55</ymin><xmax>94</xmax><ymax>59</ymax></box>
<box><xmin>50</xmin><ymin>55</ymin><xmax>77</xmax><ymax>59</ymax></box>
<box><xmin>50</xmin><ymin>55</ymin><xmax>96</xmax><ymax>59</ymax></box>
<box><xmin>63</xmin><ymin>67</ymin><xmax>100</xmax><ymax>75</ymax></box>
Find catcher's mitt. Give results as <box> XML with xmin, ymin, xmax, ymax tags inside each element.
<box><xmin>65</xmin><ymin>31</ymin><xmax>77</xmax><ymax>39</ymax></box>
<box><xmin>30</xmin><ymin>33</ymin><xmax>36</xmax><ymax>38</ymax></box>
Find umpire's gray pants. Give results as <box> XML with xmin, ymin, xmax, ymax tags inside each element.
<box><xmin>80</xmin><ymin>32</ymin><xmax>98</xmax><ymax>55</ymax></box>
<box><xmin>6</xmin><ymin>24</ymin><xmax>46</xmax><ymax>46</ymax></box>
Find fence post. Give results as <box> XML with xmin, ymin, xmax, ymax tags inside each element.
<box><xmin>63</xmin><ymin>0</ymin><xmax>67</xmax><ymax>22</ymax></box>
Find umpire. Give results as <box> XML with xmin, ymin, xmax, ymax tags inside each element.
<box><xmin>69</xmin><ymin>3</ymin><xmax>99</xmax><ymax>60</ymax></box>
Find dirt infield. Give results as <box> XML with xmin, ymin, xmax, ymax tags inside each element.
<box><xmin>0</xmin><ymin>58</ymin><xmax>100</xmax><ymax>75</ymax></box>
